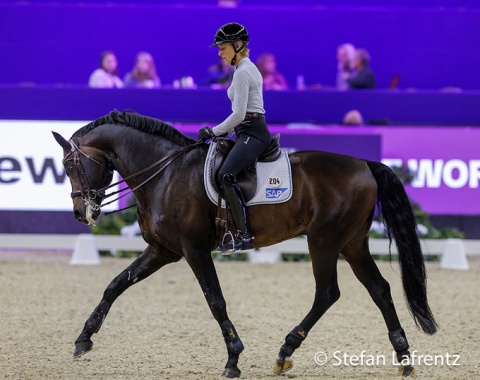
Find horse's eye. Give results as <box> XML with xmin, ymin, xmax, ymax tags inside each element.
<box><xmin>66</xmin><ymin>165</ymin><xmax>74</xmax><ymax>176</ymax></box>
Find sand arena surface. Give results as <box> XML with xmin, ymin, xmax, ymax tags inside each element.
<box><xmin>0</xmin><ymin>251</ymin><xmax>479</xmax><ymax>380</ymax></box>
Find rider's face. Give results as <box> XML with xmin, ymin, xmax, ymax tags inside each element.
<box><xmin>218</xmin><ymin>43</ymin><xmax>235</xmax><ymax>65</ymax></box>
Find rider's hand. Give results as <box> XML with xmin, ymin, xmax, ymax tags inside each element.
<box><xmin>198</xmin><ymin>126</ymin><xmax>216</xmax><ymax>142</ymax></box>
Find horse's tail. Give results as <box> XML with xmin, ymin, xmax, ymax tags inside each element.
<box><xmin>366</xmin><ymin>160</ymin><xmax>438</xmax><ymax>335</ymax></box>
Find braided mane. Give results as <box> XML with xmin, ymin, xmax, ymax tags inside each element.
<box><xmin>72</xmin><ymin>110</ymin><xmax>195</xmax><ymax>147</ymax></box>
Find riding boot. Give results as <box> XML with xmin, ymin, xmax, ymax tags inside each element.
<box><xmin>217</xmin><ymin>175</ymin><xmax>254</xmax><ymax>254</ymax></box>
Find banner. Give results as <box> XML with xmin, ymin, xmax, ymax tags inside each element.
<box><xmin>0</xmin><ymin>120</ymin><xmax>119</xmax><ymax>211</ymax></box>
<box><xmin>2</xmin><ymin>121</ymin><xmax>479</xmax><ymax>215</ymax></box>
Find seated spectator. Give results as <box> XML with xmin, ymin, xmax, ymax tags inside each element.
<box><xmin>204</xmin><ymin>57</ymin><xmax>234</xmax><ymax>89</ymax></box>
<box><xmin>342</xmin><ymin>109</ymin><xmax>364</xmax><ymax>125</ymax></box>
<box><xmin>347</xmin><ymin>48</ymin><xmax>376</xmax><ymax>89</ymax></box>
<box><xmin>124</xmin><ymin>52</ymin><xmax>161</xmax><ymax>89</ymax></box>
<box><xmin>88</xmin><ymin>51</ymin><xmax>123</xmax><ymax>88</ymax></box>
<box><xmin>336</xmin><ymin>43</ymin><xmax>356</xmax><ymax>91</ymax></box>
<box><xmin>255</xmin><ymin>53</ymin><xmax>288</xmax><ymax>91</ymax></box>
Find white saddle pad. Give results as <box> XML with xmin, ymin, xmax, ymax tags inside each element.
<box><xmin>204</xmin><ymin>141</ymin><xmax>293</xmax><ymax>208</ymax></box>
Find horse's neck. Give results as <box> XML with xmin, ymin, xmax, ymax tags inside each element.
<box><xmin>114</xmin><ymin>138</ymin><xmax>180</xmax><ymax>179</ymax></box>
<box><xmin>92</xmin><ymin>127</ymin><xmax>181</xmax><ymax>178</ymax></box>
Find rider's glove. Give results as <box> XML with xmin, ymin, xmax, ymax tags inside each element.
<box><xmin>198</xmin><ymin>126</ymin><xmax>216</xmax><ymax>142</ymax></box>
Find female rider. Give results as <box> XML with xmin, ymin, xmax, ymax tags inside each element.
<box><xmin>198</xmin><ymin>22</ymin><xmax>271</xmax><ymax>253</ymax></box>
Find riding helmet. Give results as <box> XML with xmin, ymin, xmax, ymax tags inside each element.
<box><xmin>211</xmin><ymin>23</ymin><xmax>249</xmax><ymax>47</ymax></box>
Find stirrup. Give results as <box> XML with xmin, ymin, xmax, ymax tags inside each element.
<box><xmin>217</xmin><ymin>232</ymin><xmax>254</xmax><ymax>255</ymax></box>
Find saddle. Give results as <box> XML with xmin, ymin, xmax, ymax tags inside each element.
<box><xmin>210</xmin><ymin>134</ymin><xmax>281</xmax><ymax>202</ymax></box>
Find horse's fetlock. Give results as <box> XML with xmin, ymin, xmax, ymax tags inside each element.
<box><xmin>285</xmin><ymin>325</ymin><xmax>307</xmax><ymax>350</ymax></box>
<box><xmin>389</xmin><ymin>328</ymin><xmax>409</xmax><ymax>353</ymax></box>
<box><xmin>280</xmin><ymin>343</ymin><xmax>295</xmax><ymax>358</ymax></box>
<box><xmin>227</xmin><ymin>339</ymin><xmax>244</xmax><ymax>355</ymax></box>
<box><xmin>221</xmin><ymin>320</ymin><xmax>244</xmax><ymax>354</ymax></box>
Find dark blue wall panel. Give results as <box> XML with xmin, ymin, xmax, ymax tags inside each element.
<box><xmin>1</xmin><ymin>87</ymin><xmax>479</xmax><ymax>126</ymax></box>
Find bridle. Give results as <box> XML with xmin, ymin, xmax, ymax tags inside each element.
<box><xmin>62</xmin><ymin>139</ymin><xmax>112</xmax><ymax>217</ymax></box>
<box><xmin>63</xmin><ymin>138</ymin><xmax>203</xmax><ymax>221</ymax></box>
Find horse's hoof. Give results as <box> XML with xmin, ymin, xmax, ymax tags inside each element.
<box><xmin>273</xmin><ymin>356</ymin><xmax>293</xmax><ymax>375</ymax></box>
<box><xmin>398</xmin><ymin>364</ymin><xmax>415</xmax><ymax>376</ymax></box>
<box><xmin>73</xmin><ymin>340</ymin><xmax>93</xmax><ymax>358</ymax></box>
<box><xmin>222</xmin><ymin>366</ymin><xmax>241</xmax><ymax>378</ymax></box>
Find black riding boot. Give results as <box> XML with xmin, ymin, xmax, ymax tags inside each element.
<box><xmin>217</xmin><ymin>174</ymin><xmax>254</xmax><ymax>253</ymax></box>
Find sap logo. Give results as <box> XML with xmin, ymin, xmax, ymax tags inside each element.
<box><xmin>266</xmin><ymin>188</ymin><xmax>287</xmax><ymax>198</ymax></box>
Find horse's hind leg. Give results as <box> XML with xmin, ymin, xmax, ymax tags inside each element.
<box><xmin>275</xmin><ymin>238</ymin><xmax>341</xmax><ymax>375</ymax></box>
<box><xmin>73</xmin><ymin>244</ymin><xmax>181</xmax><ymax>358</ymax></box>
<box><xmin>342</xmin><ymin>236</ymin><xmax>414</xmax><ymax>376</ymax></box>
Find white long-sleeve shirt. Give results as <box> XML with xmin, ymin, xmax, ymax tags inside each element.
<box><xmin>212</xmin><ymin>58</ymin><xmax>265</xmax><ymax>136</ymax></box>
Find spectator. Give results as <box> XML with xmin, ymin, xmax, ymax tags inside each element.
<box><xmin>255</xmin><ymin>53</ymin><xmax>288</xmax><ymax>91</ymax></box>
<box><xmin>342</xmin><ymin>109</ymin><xmax>364</xmax><ymax>125</ymax></box>
<box><xmin>336</xmin><ymin>43</ymin><xmax>356</xmax><ymax>90</ymax></box>
<box><xmin>347</xmin><ymin>48</ymin><xmax>376</xmax><ymax>89</ymax></box>
<box><xmin>123</xmin><ymin>52</ymin><xmax>161</xmax><ymax>89</ymax></box>
<box><xmin>88</xmin><ymin>51</ymin><xmax>123</xmax><ymax>88</ymax></box>
<box><xmin>204</xmin><ymin>56</ymin><xmax>234</xmax><ymax>89</ymax></box>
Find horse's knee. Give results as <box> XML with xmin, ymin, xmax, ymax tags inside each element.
<box><xmin>209</xmin><ymin>298</ymin><xmax>227</xmax><ymax>317</ymax></box>
<box><xmin>315</xmin><ymin>283</ymin><xmax>341</xmax><ymax>305</ymax></box>
<box><xmin>331</xmin><ymin>285</ymin><xmax>341</xmax><ymax>303</ymax></box>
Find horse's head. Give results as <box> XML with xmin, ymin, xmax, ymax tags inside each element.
<box><xmin>53</xmin><ymin>131</ymin><xmax>114</xmax><ymax>225</ymax></box>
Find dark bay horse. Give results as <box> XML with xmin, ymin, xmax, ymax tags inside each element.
<box><xmin>53</xmin><ymin>110</ymin><xmax>437</xmax><ymax>378</ymax></box>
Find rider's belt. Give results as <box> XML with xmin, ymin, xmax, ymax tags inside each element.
<box><xmin>245</xmin><ymin>113</ymin><xmax>265</xmax><ymax>118</ymax></box>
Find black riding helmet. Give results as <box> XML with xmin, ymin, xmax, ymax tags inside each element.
<box><xmin>211</xmin><ymin>22</ymin><xmax>249</xmax><ymax>65</ymax></box>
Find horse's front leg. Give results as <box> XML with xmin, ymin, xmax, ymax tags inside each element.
<box><xmin>184</xmin><ymin>250</ymin><xmax>244</xmax><ymax>378</ymax></box>
<box><xmin>73</xmin><ymin>244</ymin><xmax>181</xmax><ymax>357</ymax></box>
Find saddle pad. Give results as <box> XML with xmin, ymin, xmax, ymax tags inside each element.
<box><xmin>204</xmin><ymin>141</ymin><xmax>293</xmax><ymax>208</ymax></box>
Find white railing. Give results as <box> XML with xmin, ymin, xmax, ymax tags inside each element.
<box><xmin>0</xmin><ymin>234</ymin><xmax>478</xmax><ymax>269</ymax></box>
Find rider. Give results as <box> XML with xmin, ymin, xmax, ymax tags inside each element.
<box><xmin>198</xmin><ymin>22</ymin><xmax>271</xmax><ymax>253</ymax></box>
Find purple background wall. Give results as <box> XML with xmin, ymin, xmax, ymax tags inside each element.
<box><xmin>1</xmin><ymin>1</ymin><xmax>480</xmax><ymax>237</ymax></box>
<box><xmin>1</xmin><ymin>2</ymin><xmax>480</xmax><ymax>90</ymax></box>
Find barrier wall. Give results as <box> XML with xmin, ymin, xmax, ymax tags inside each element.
<box><xmin>1</xmin><ymin>87</ymin><xmax>480</xmax><ymax>126</ymax></box>
<box><xmin>1</xmin><ymin>3</ymin><xmax>480</xmax><ymax>90</ymax></box>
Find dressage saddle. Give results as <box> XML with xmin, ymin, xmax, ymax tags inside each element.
<box><xmin>210</xmin><ymin>133</ymin><xmax>281</xmax><ymax>203</ymax></box>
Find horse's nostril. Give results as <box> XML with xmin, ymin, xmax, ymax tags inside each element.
<box><xmin>74</xmin><ymin>210</ymin><xmax>81</xmax><ymax>220</ymax></box>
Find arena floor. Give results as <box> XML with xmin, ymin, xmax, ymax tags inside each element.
<box><xmin>0</xmin><ymin>251</ymin><xmax>478</xmax><ymax>380</ymax></box>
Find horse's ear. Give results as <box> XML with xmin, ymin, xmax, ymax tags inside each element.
<box><xmin>52</xmin><ymin>131</ymin><xmax>71</xmax><ymax>151</ymax></box>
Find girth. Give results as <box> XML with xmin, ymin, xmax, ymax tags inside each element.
<box><xmin>210</xmin><ymin>134</ymin><xmax>281</xmax><ymax>203</ymax></box>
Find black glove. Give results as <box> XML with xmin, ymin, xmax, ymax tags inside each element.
<box><xmin>198</xmin><ymin>126</ymin><xmax>216</xmax><ymax>142</ymax></box>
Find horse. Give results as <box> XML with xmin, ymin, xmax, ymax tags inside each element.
<box><xmin>53</xmin><ymin>110</ymin><xmax>437</xmax><ymax>378</ymax></box>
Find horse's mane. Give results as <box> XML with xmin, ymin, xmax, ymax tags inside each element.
<box><xmin>72</xmin><ymin>110</ymin><xmax>196</xmax><ymax>147</ymax></box>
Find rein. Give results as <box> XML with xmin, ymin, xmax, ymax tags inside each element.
<box><xmin>66</xmin><ymin>139</ymin><xmax>203</xmax><ymax>218</ymax></box>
